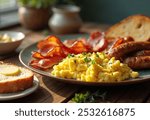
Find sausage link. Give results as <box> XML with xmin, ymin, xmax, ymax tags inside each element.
<box><xmin>133</xmin><ymin>50</ymin><xmax>150</xmax><ymax>56</ymax></box>
<box><xmin>124</xmin><ymin>56</ymin><xmax>150</xmax><ymax>69</ymax></box>
<box><xmin>108</xmin><ymin>42</ymin><xmax>150</xmax><ymax>60</ymax></box>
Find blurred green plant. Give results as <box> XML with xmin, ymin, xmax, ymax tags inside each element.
<box><xmin>18</xmin><ymin>0</ymin><xmax>76</xmax><ymax>8</ymax></box>
<box><xmin>17</xmin><ymin>0</ymin><xmax>57</xmax><ymax>8</ymax></box>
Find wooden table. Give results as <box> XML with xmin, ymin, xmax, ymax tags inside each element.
<box><xmin>1</xmin><ymin>25</ymin><xmax>150</xmax><ymax>103</ymax></box>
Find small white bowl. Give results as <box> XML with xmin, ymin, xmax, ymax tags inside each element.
<box><xmin>0</xmin><ymin>31</ymin><xmax>25</xmax><ymax>55</ymax></box>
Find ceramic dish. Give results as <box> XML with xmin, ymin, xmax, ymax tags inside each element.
<box><xmin>0</xmin><ymin>76</ymin><xmax>39</xmax><ymax>101</ymax></box>
<box><xmin>0</xmin><ymin>31</ymin><xmax>25</xmax><ymax>55</ymax></box>
<box><xmin>19</xmin><ymin>41</ymin><xmax>150</xmax><ymax>86</ymax></box>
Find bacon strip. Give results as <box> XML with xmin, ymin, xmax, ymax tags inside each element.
<box><xmin>30</xmin><ymin>57</ymin><xmax>63</xmax><ymax>70</ymax></box>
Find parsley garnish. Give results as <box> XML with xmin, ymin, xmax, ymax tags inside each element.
<box><xmin>84</xmin><ymin>57</ymin><xmax>91</xmax><ymax>63</ymax></box>
<box><xmin>72</xmin><ymin>92</ymin><xmax>90</xmax><ymax>103</ymax></box>
<box><xmin>68</xmin><ymin>54</ymin><xmax>74</xmax><ymax>58</ymax></box>
<box><xmin>91</xmin><ymin>60</ymin><xmax>96</xmax><ymax>64</ymax></box>
<box><xmin>96</xmin><ymin>53</ymin><xmax>99</xmax><ymax>58</ymax></box>
<box><xmin>72</xmin><ymin>90</ymin><xmax>107</xmax><ymax>103</ymax></box>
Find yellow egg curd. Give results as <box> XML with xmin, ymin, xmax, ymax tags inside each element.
<box><xmin>51</xmin><ymin>52</ymin><xmax>139</xmax><ymax>82</ymax></box>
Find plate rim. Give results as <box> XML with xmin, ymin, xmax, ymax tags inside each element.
<box><xmin>0</xmin><ymin>76</ymin><xmax>39</xmax><ymax>101</ymax></box>
<box><xmin>19</xmin><ymin>42</ymin><xmax>150</xmax><ymax>86</ymax></box>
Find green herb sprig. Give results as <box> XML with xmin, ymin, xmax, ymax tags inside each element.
<box><xmin>68</xmin><ymin>54</ymin><xmax>75</xmax><ymax>58</ymax></box>
<box><xmin>84</xmin><ymin>57</ymin><xmax>91</xmax><ymax>63</ymax></box>
<box><xmin>18</xmin><ymin>0</ymin><xmax>56</xmax><ymax>8</ymax></box>
<box><xmin>72</xmin><ymin>90</ymin><xmax>107</xmax><ymax>103</ymax></box>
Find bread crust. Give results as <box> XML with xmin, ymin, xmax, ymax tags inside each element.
<box><xmin>0</xmin><ymin>63</ymin><xmax>34</xmax><ymax>93</ymax></box>
<box><xmin>105</xmin><ymin>15</ymin><xmax>150</xmax><ymax>41</ymax></box>
<box><xmin>0</xmin><ymin>75</ymin><xmax>33</xmax><ymax>93</ymax></box>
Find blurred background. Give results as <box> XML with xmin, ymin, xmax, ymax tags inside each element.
<box><xmin>0</xmin><ymin>0</ymin><xmax>150</xmax><ymax>32</ymax></box>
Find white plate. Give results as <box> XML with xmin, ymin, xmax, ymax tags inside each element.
<box><xmin>0</xmin><ymin>76</ymin><xmax>39</xmax><ymax>101</ymax></box>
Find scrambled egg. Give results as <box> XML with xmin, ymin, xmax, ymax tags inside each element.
<box><xmin>51</xmin><ymin>52</ymin><xmax>139</xmax><ymax>82</ymax></box>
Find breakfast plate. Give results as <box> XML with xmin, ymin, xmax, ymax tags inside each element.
<box><xmin>0</xmin><ymin>76</ymin><xmax>39</xmax><ymax>101</ymax></box>
<box><xmin>19</xmin><ymin>35</ymin><xmax>150</xmax><ymax>86</ymax></box>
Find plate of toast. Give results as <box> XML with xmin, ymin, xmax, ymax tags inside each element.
<box><xmin>0</xmin><ymin>77</ymin><xmax>39</xmax><ymax>101</ymax></box>
<box><xmin>0</xmin><ymin>63</ymin><xmax>39</xmax><ymax>101</ymax></box>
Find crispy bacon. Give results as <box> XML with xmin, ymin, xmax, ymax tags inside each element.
<box><xmin>37</xmin><ymin>36</ymin><xmax>68</xmax><ymax>57</ymax></box>
<box><xmin>111</xmin><ymin>36</ymin><xmax>134</xmax><ymax>49</ymax></box>
<box><xmin>32</xmin><ymin>51</ymin><xmax>44</xmax><ymax>59</ymax></box>
<box><xmin>111</xmin><ymin>38</ymin><xmax>124</xmax><ymax>49</ymax></box>
<box><xmin>87</xmin><ymin>32</ymin><xmax>108</xmax><ymax>52</ymax></box>
<box><xmin>108</xmin><ymin>36</ymin><xmax>134</xmax><ymax>54</ymax></box>
<box><xmin>37</xmin><ymin>35</ymin><xmax>63</xmax><ymax>50</ymax></box>
<box><xmin>30</xmin><ymin>57</ymin><xmax>63</xmax><ymax>70</ymax></box>
<box><xmin>68</xmin><ymin>40</ymin><xmax>90</xmax><ymax>54</ymax></box>
<box><xmin>90</xmin><ymin>31</ymin><xmax>102</xmax><ymax>39</ymax></box>
<box><xmin>30</xmin><ymin>32</ymin><xmax>108</xmax><ymax>69</ymax></box>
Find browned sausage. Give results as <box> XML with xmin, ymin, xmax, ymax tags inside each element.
<box><xmin>133</xmin><ymin>50</ymin><xmax>150</xmax><ymax>56</ymax></box>
<box><xmin>108</xmin><ymin>42</ymin><xmax>150</xmax><ymax>60</ymax></box>
<box><xmin>124</xmin><ymin>56</ymin><xmax>150</xmax><ymax>69</ymax></box>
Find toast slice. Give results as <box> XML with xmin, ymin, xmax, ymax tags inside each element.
<box><xmin>0</xmin><ymin>63</ymin><xmax>33</xmax><ymax>93</ymax></box>
<box><xmin>105</xmin><ymin>15</ymin><xmax>150</xmax><ymax>42</ymax></box>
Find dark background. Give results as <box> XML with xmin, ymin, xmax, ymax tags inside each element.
<box><xmin>77</xmin><ymin>0</ymin><xmax>150</xmax><ymax>24</ymax></box>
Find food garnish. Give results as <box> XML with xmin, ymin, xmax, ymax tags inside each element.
<box><xmin>30</xmin><ymin>32</ymin><xmax>108</xmax><ymax>70</ymax></box>
<box><xmin>72</xmin><ymin>90</ymin><xmax>107</xmax><ymax>103</ymax></box>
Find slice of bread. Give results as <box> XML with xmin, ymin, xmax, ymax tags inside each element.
<box><xmin>105</xmin><ymin>15</ymin><xmax>150</xmax><ymax>42</ymax></box>
<box><xmin>0</xmin><ymin>63</ymin><xmax>33</xmax><ymax>93</ymax></box>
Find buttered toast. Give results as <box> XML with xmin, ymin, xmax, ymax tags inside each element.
<box><xmin>0</xmin><ymin>63</ymin><xmax>33</xmax><ymax>93</ymax></box>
